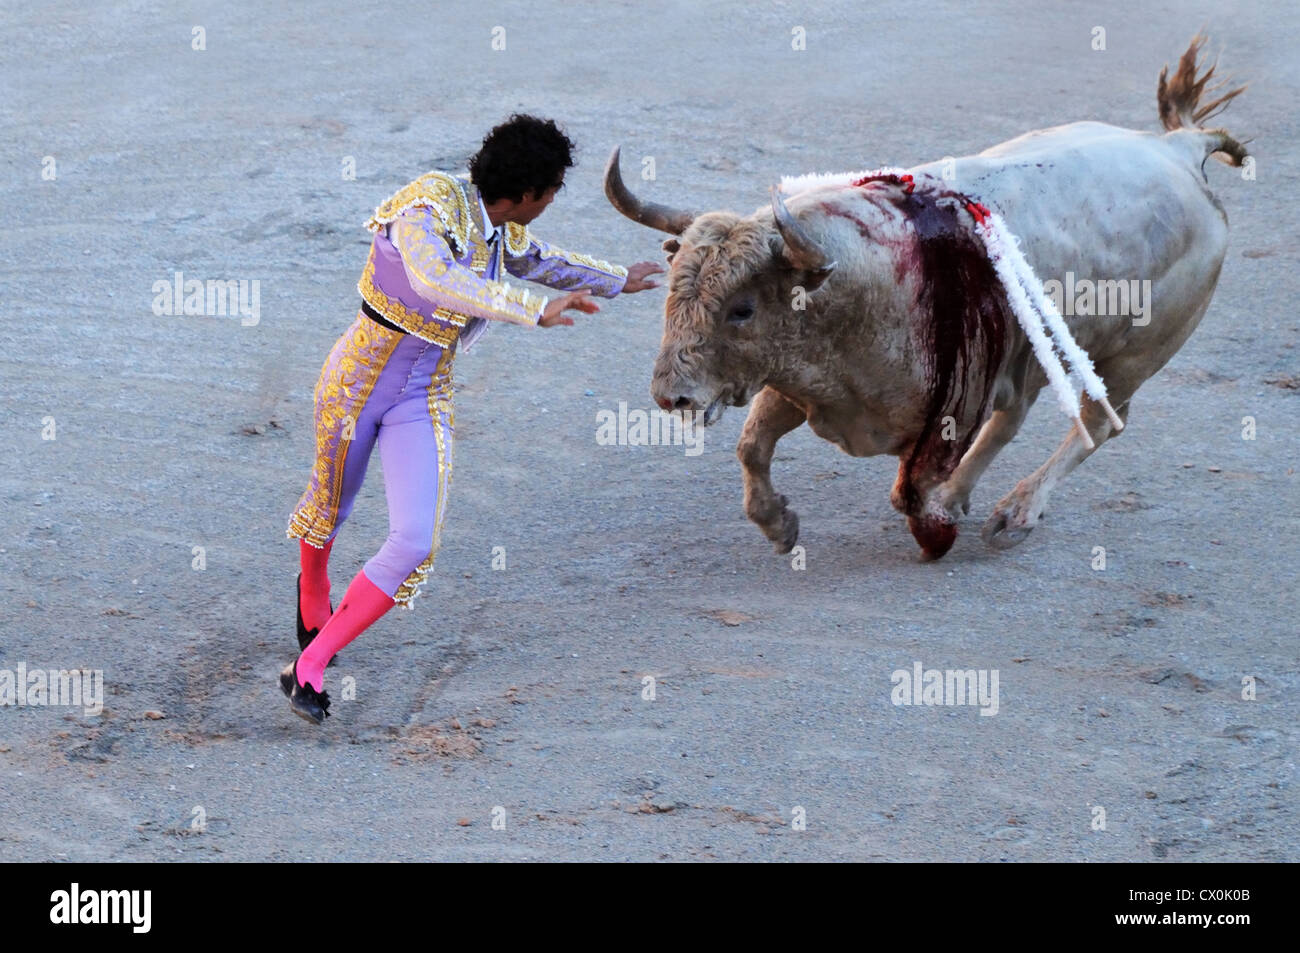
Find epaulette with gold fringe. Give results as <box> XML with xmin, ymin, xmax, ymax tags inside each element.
<box><xmin>363</xmin><ymin>171</ymin><xmax>473</xmax><ymax>254</ymax></box>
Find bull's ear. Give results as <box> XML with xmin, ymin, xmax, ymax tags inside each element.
<box><xmin>662</xmin><ymin>237</ymin><xmax>680</xmax><ymax>264</ymax></box>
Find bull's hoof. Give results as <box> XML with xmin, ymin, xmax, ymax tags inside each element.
<box><xmin>771</xmin><ymin>508</ymin><xmax>800</xmax><ymax>554</ymax></box>
<box><xmin>749</xmin><ymin>493</ymin><xmax>800</xmax><ymax>554</ymax></box>
<box><xmin>907</xmin><ymin>514</ymin><xmax>958</xmax><ymax>560</ymax></box>
<box><xmin>981</xmin><ymin>511</ymin><xmax>1033</xmax><ymax>550</ymax></box>
<box><xmin>935</xmin><ymin>485</ymin><xmax>972</xmax><ymax>517</ymax></box>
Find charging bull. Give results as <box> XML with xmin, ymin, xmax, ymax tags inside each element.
<box><xmin>605</xmin><ymin>34</ymin><xmax>1248</xmax><ymax>559</ymax></box>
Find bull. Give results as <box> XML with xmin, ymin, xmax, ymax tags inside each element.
<box><xmin>605</xmin><ymin>34</ymin><xmax>1248</xmax><ymax>559</ymax></box>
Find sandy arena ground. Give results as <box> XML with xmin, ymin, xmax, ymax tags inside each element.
<box><xmin>0</xmin><ymin>1</ymin><xmax>1295</xmax><ymax>860</ymax></box>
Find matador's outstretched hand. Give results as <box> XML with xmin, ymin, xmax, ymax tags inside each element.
<box><xmin>540</xmin><ymin>290</ymin><xmax>601</xmax><ymax>327</ymax></box>
<box><xmin>621</xmin><ymin>261</ymin><xmax>664</xmax><ymax>293</ymax></box>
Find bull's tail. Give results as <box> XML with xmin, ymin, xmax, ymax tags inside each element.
<box><xmin>1158</xmin><ymin>32</ymin><xmax>1249</xmax><ymax>167</ymax></box>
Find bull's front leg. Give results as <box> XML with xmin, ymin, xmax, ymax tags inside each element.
<box><xmin>737</xmin><ymin>387</ymin><xmax>806</xmax><ymax>553</ymax></box>
<box><xmin>892</xmin><ymin>391</ymin><xmax>1036</xmax><ymax>560</ymax></box>
<box><xmin>934</xmin><ymin>398</ymin><xmax>1033</xmax><ymax>517</ymax></box>
<box><xmin>891</xmin><ymin>459</ymin><xmax>961</xmax><ymax>560</ymax></box>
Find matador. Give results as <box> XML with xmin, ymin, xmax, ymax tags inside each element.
<box><xmin>280</xmin><ymin>115</ymin><xmax>662</xmax><ymax>723</ymax></box>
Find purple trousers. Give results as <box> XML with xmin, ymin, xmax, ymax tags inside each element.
<box><xmin>287</xmin><ymin>311</ymin><xmax>454</xmax><ymax>607</ymax></box>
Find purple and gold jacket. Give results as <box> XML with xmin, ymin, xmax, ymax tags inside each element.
<box><xmin>358</xmin><ymin>170</ymin><xmax>628</xmax><ymax>350</ymax></box>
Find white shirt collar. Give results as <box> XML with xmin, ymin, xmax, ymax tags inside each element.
<box><xmin>477</xmin><ymin>190</ymin><xmax>503</xmax><ymax>244</ymax></box>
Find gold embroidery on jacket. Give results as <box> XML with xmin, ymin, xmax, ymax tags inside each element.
<box><xmin>504</xmin><ymin>222</ymin><xmax>629</xmax><ymax>279</ymax></box>
<box><xmin>358</xmin><ymin>256</ymin><xmax>464</xmax><ymax>348</ymax></box>
<box><xmin>389</xmin><ymin>217</ymin><xmax>545</xmax><ymax>326</ymax></box>
<box><xmin>360</xmin><ymin>172</ymin><xmax>549</xmax><ymax>333</ymax></box>
<box><xmin>364</xmin><ymin>171</ymin><xmax>473</xmax><ymax>255</ymax></box>
<box><xmin>467</xmin><ymin>226</ymin><xmax>493</xmax><ymax>276</ymax></box>
<box><xmin>504</xmin><ymin>221</ymin><xmax>532</xmax><ymax>256</ymax></box>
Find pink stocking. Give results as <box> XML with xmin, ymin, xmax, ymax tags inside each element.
<box><xmin>296</xmin><ymin>568</ymin><xmax>395</xmax><ymax>691</ymax></box>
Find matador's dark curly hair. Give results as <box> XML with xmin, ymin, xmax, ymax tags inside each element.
<box><xmin>469</xmin><ymin>114</ymin><xmax>576</xmax><ymax>204</ymax></box>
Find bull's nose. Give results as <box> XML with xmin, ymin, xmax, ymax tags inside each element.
<box><xmin>655</xmin><ymin>396</ymin><xmax>674</xmax><ymax>411</ymax></box>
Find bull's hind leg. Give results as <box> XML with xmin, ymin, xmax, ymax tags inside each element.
<box><xmin>983</xmin><ymin>279</ymin><xmax>1219</xmax><ymax>550</ymax></box>
<box><xmin>982</xmin><ymin>395</ymin><xmax>1131</xmax><ymax>549</ymax></box>
<box><xmin>737</xmin><ymin>387</ymin><xmax>806</xmax><ymax>553</ymax></box>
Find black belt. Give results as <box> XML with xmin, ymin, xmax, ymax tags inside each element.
<box><xmin>360</xmin><ymin>299</ymin><xmax>404</xmax><ymax>333</ymax></box>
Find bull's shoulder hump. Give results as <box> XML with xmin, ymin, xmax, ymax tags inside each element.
<box><xmin>976</xmin><ymin>121</ymin><xmax>1158</xmax><ymax>161</ymax></box>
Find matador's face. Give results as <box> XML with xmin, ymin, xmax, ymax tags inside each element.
<box><xmin>507</xmin><ymin>184</ymin><xmax>560</xmax><ymax>225</ymax></box>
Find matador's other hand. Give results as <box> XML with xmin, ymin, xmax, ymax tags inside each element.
<box><xmin>540</xmin><ymin>290</ymin><xmax>599</xmax><ymax>327</ymax></box>
<box><xmin>621</xmin><ymin>261</ymin><xmax>664</xmax><ymax>293</ymax></box>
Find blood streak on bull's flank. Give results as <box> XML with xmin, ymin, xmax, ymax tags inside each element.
<box><xmin>816</xmin><ymin>175</ymin><xmax>1010</xmax><ymax>558</ymax></box>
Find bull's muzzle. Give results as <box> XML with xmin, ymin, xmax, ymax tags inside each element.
<box><xmin>652</xmin><ymin>378</ymin><xmax>730</xmax><ymax>426</ymax></box>
<box><xmin>651</xmin><ymin>377</ymin><xmax>697</xmax><ymax>413</ymax></box>
<box><xmin>655</xmin><ymin>393</ymin><xmax>693</xmax><ymax>412</ymax></box>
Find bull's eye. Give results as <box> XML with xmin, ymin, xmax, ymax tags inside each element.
<box><xmin>727</xmin><ymin>304</ymin><xmax>755</xmax><ymax>324</ymax></box>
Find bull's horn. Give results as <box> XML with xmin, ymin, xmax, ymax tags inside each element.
<box><xmin>604</xmin><ymin>146</ymin><xmax>695</xmax><ymax>235</ymax></box>
<box><xmin>770</xmin><ymin>186</ymin><xmax>835</xmax><ymax>275</ymax></box>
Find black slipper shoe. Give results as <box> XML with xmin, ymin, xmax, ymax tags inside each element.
<box><xmin>296</xmin><ymin>572</ymin><xmax>338</xmax><ymax>666</ymax></box>
<box><xmin>279</xmin><ymin>659</ymin><xmax>331</xmax><ymax>725</ymax></box>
